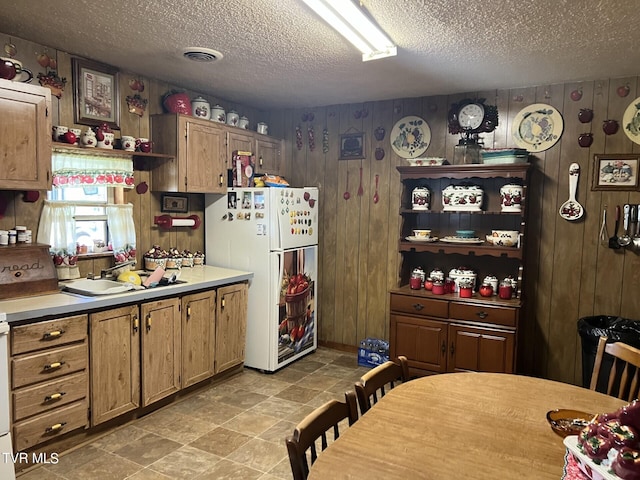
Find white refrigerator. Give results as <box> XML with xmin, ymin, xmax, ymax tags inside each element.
<box><xmin>205</xmin><ymin>187</ymin><xmax>319</xmax><ymax>372</ymax></box>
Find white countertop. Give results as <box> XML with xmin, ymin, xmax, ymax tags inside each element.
<box><xmin>0</xmin><ymin>265</ymin><xmax>253</xmax><ymax>323</ymax></box>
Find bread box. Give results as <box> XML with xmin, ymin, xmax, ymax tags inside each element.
<box><xmin>0</xmin><ymin>243</ymin><xmax>59</xmax><ymax>300</ymax></box>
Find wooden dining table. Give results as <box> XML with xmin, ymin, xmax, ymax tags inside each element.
<box><xmin>308</xmin><ymin>372</ymin><xmax>626</xmax><ymax>479</ymax></box>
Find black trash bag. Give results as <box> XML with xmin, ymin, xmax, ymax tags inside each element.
<box><xmin>578</xmin><ymin>316</ymin><xmax>640</xmax><ymax>389</ymax></box>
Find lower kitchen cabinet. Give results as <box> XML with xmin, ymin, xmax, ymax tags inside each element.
<box><xmin>10</xmin><ymin>314</ymin><xmax>89</xmax><ymax>451</ymax></box>
<box><xmin>390</xmin><ymin>291</ymin><xmax>517</xmax><ymax>376</ymax></box>
<box><xmin>9</xmin><ymin>281</ymin><xmax>250</xmax><ymax>453</ymax></box>
<box><xmin>214</xmin><ymin>283</ymin><xmax>248</xmax><ymax>373</ymax></box>
<box><xmin>141</xmin><ymin>297</ymin><xmax>181</xmax><ymax>407</ymax></box>
<box><xmin>89</xmin><ymin>305</ymin><xmax>140</xmax><ymax>426</ymax></box>
<box><xmin>182</xmin><ymin>290</ymin><xmax>216</xmax><ymax>388</ymax></box>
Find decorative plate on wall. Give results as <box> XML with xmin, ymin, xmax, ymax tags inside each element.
<box><xmin>511</xmin><ymin>103</ymin><xmax>564</xmax><ymax>152</ymax></box>
<box><xmin>390</xmin><ymin>115</ymin><xmax>431</xmax><ymax>158</ymax></box>
<box><xmin>622</xmin><ymin>96</ymin><xmax>640</xmax><ymax>145</ymax></box>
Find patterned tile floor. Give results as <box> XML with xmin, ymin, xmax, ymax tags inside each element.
<box><xmin>17</xmin><ymin>347</ymin><xmax>367</xmax><ymax>480</ymax></box>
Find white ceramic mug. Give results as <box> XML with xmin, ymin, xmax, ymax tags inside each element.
<box><xmin>98</xmin><ymin>132</ymin><xmax>115</xmax><ymax>149</ymax></box>
<box><xmin>121</xmin><ymin>135</ymin><xmax>136</xmax><ymax>151</ymax></box>
<box><xmin>52</xmin><ymin>125</ymin><xmax>68</xmax><ymax>142</ymax></box>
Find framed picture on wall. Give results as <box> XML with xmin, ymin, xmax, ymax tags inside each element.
<box><xmin>339</xmin><ymin>132</ymin><xmax>366</xmax><ymax>160</ymax></box>
<box><xmin>72</xmin><ymin>57</ymin><xmax>120</xmax><ymax>130</ymax></box>
<box><xmin>161</xmin><ymin>194</ymin><xmax>189</xmax><ymax>213</ymax></box>
<box><xmin>592</xmin><ymin>154</ymin><xmax>640</xmax><ymax>190</ymax></box>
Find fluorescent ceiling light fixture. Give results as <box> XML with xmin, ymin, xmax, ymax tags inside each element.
<box><xmin>302</xmin><ymin>0</ymin><xmax>397</xmax><ymax>61</ymax></box>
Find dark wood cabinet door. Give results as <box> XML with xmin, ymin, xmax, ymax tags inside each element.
<box><xmin>391</xmin><ymin>314</ymin><xmax>447</xmax><ymax>374</ymax></box>
<box><xmin>448</xmin><ymin>324</ymin><xmax>515</xmax><ymax>373</ymax></box>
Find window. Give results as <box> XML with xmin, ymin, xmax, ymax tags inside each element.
<box><xmin>47</xmin><ymin>186</ymin><xmax>115</xmax><ymax>253</ymax></box>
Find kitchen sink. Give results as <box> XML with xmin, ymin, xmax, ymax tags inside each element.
<box><xmin>62</xmin><ymin>276</ymin><xmax>187</xmax><ymax>296</ymax></box>
<box><xmin>63</xmin><ymin>279</ymin><xmax>135</xmax><ymax>296</ymax></box>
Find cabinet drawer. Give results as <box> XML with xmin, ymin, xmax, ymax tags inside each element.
<box><xmin>390</xmin><ymin>293</ymin><xmax>448</xmax><ymax>318</ymax></box>
<box><xmin>12</xmin><ymin>315</ymin><xmax>87</xmax><ymax>355</ymax></box>
<box><xmin>13</xmin><ymin>400</ymin><xmax>88</xmax><ymax>452</ymax></box>
<box><xmin>450</xmin><ymin>303</ymin><xmax>516</xmax><ymax>328</ymax></box>
<box><xmin>12</xmin><ymin>371</ymin><xmax>88</xmax><ymax>422</ymax></box>
<box><xmin>12</xmin><ymin>343</ymin><xmax>88</xmax><ymax>389</ymax></box>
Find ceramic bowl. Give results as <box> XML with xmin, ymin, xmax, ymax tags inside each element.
<box><xmin>488</xmin><ymin>230</ymin><xmax>520</xmax><ymax>247</ymax></box>
<box><xmin>546</xmin><ymin>409</ymin><xmax>593</xmax><ymax>438</ymax></box>
<box><xmin>413</xmin><ymin>229</ymin><xmax>431</xmax><ymax>238</ymax></box>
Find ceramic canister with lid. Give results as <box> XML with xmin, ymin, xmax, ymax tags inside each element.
<box><xmin>256</xmin><ymin>122</ymin><xmax>268</xmax><ymax>135</ymax></box>
<box><xmin>238</xmin><ymin>116</ymin><xmax>249</xmax><ymax>129</ymax></box>
<box><xmin>412</xmin><ymin>186</ymin><xmax>430</xmax><ymax>210</ymax></box>
<box><xmin>191</xmin><ymin>96</ymin><xmax>210</xmax><ymax>120</ymax></box>
<box><xmin>210</xmin><ymin>104</ymin><xmax>226</xmax><ymax>123</ymax></box>
<box><xmin>226</xmin><ymin>110</ymin><xmax>239</xmax><ymax>126</ymax></box>
<box><xmin>500</xmin><ymin>184</ymin><xmax>523</xmax><ymax>212</ymax></box>
<box><xmin>483</xmin><ymin>275</ymin><xmax>499</xmax><ymax>296</ymax></box>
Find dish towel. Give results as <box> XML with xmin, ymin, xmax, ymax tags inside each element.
<box><xmin>562</xmin><ymin>450</ymin><xmax>589</xmax><ymax>480</ymax></box>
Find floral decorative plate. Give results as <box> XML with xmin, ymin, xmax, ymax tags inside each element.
<box><xmin>623</xmin><ymin>96</ymin><xmax>640</xmax><ymax>145</ymax></box>
<box><xmin>440</xmin><ymin>236</ymin><xmax>484</xmax><ymax>244</ymax></box>
<box><xmin>390</xmin><ymin>116</ymin><xmax>431</xmax><ymax>159</ymax></box>
<box><xmin>405</xmin><ymin>236</ymin><xmax>438</xmax><ymax>243</ymax></box>
<box><xmin>511</xmin><ymin>103</ymin><xmax>564</xmax><ymax>152</ymax></box>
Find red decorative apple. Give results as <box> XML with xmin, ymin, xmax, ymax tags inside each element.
<box><xmin>578</xmin><ymin>133</ymin><xmax>593</xmax><ymax>147</ymax></box>
<box><xmin>603</xmin><ymin>119</ymin><xmax>619</xmax><ymax>135</ymax></box>
<box><xmin>62</xmin><ymin>131</ymin><xmax>77</xmax><ymax>144</ymax></box>
<box><xmin>36</xmin><ymin>52</ymin><xmax>50</xmax><ymax>68</ymax></box>
<box><xmin>578</xmin><ymin>108</ymin><xmax>593</xmax><ymax>123</ymax></box>
<box><xmin>570</xmin><ymin>88</ymin><xmax>583</xmax><ymax>101</ymax></box>
<box><xmin>617</xmin><ymin>84</ymin><xmax>630</xmax><ymax>98</ymax></box>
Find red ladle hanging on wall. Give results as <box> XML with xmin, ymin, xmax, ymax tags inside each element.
<box><xmin>343</xmin><ymin>170</ymin><xmax>350</xmax><ymax>200</ymax></box>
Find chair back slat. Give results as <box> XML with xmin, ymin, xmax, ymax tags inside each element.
<box><xmin>355</xmin><ymin>356</ymin><xmax>410</xmax><ymax>415</ymax></box>
<box><xmin>286</xmin><ymin>391</ymin><xmax>359</xmax><ymax>480</ymax></box>
<box><xmin>590</xmin><ymin>336</ymin><xmax>640</xmax><ymax>402</ymax></box>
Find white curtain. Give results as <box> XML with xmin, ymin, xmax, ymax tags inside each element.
<box><xmin>36</xmin><ymin>200</ymin><xmax>80</xmax><ymax>280</ymax></box>
<box><xmin>107</xmin><ymin>203</ymin><xmax>137</xmax><ymax>263</ymax></box>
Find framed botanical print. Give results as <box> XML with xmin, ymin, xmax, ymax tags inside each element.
<box><xmin>72</xmin><ymin>58</ymin><xmax>120</xmax><ymax>130</ymax></box>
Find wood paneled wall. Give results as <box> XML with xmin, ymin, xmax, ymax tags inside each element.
<box><xmin>268</xmin><ymin>80</ymin><xmax>640</xmax><ymax>386</ymax></box>
<box><xmin>2</xmin><ymin>31</ymin><xmax>640</xmax><ymax>385</ymax></box>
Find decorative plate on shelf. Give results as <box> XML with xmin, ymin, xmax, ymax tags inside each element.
<box><xmin>440</xmin><ymin>236</ymin><xmax>484</xmax><ymax>244</ymax></box>
<box><xmin>390</xmin><ymin>116</ymin><xmax>431</xmax><ymax>158</ymax></box>
<box><xmin>405</xmin><ymin>236</ymin><xmax>438</xmax><ymax>243</ymax></box>
<box><xmin>623</xmin><ymin>96</ymin><xmax>640</xmax><ymax>145</ymax></box>
<box><xmin>511</xmin><ymin>103</ymin><xmax>564</xmax><ymax>152</ymax></box>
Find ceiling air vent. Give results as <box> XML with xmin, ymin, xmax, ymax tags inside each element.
<box><xmin>182</xmin><ymin>47</ymin><xmax>223</xmax><ymax>63</ymax></box>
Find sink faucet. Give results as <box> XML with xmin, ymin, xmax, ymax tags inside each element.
<box><xmin>100</xmin><ymin>260</ymin><xmax>137</xmax><ymax>278</ymax></box>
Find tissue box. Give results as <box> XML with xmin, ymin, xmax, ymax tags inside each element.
<box><xmin>358</xmin><ymin>338</ymin><xmax>390</xmax><ymax>368</ymax></box>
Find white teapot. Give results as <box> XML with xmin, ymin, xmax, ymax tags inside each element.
<box><xmin>81</xmin><ymin>128</ymin><xmax>96</xmax><ymax>148</ymax></box>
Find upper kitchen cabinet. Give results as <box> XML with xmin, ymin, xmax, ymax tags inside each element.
<box><xmin>0</xmin><ymin>79</ymin><xmax>52</xmax><ymax>190</ymax></box>
<box><xmin>255</xmin><ymin>135</ymin><xmax>283</xmax><ymax>175</ymax></box>
<box><xmin>226</xmin><ymin>129</ymin><xmax>254</xmax><ymax>157</ymax></box>
<box><xmin>151</xmin><ymin>114</ymin><xmax>226</xmax><ymax>193</ymax></box>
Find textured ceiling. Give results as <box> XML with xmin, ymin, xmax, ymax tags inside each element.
<box><xmin>0</xmin><ymin>0</ymin><xmax>638</xmax><ymax>109</ymax></box>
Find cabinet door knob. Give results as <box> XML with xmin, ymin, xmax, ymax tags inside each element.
<box><xmin>186</xmin><ymin>304</ymin><xmax>191</xmax><ymax>319</ymax></box>
<box><xmin>412</xmin><ymin>303</ymin><xmax>424</xmax><ymax>311</ymax></box>
<box><xmin>43</xmin><ymin>361</ymin><xmax>65</xmax><ymax>370</ymax></box>
<box><xmin>476</xmin><ymin>311</ymin><xmax>488</xmax><ymax>319</ymax></box>
<box><xmin>145</xmin><ymin>314</ymin><xmax>152</xmax><ymax>332</ymax></box>
<box><xmin>133</xmin><ymin>315</ymin><xmax>139</xmax><ymax>333</ymax></box>
<box><xmin>259</xmin><ymin>155</ymin><xmax>263</xmax><ymax>167</ymax></box>
<box><xmin>450</xmin><ymin>343</ymin><xmax>455</xmax><ymax>356</ymax></box>
<box><xmin>43</xmin><ymin>330</ymin><xmax>65</xmax><ymax>340</ymax></box>
<box><xmin>441</xmin><ymin>340</ymin><xmax>446</xmax><ymax>355</ymax></box>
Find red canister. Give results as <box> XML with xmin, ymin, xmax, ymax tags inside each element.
<box><xmin>424</xmin><ymin>277</ymin><xmax>434</xmax><ymax>291</ymax></box>
<box><xmin>498</xmin><ymin>280</ymin><xmax>513</xmax><ymax>299</ymax></box>
<box><xmin>432</xmin><ymin>280</ymin><xmax>445</xmax><ymax>295</ymax></box>
<box><xmin>459</xmin><ymin>286</ymin><xmax>473</xmax><ymax>298</ymax></box>
<box><xmin>444</xmin><ymin>277</ymin><xmax>455</xmax><ymax>293</ymax></box>
<box><xmin>409</xmin><ymin>275</ymin><xmax>422</xmax><ymax>290</ymax></box>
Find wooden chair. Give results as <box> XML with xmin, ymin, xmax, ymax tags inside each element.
<box><xmin>355</xmin><ymin>355</ymin><xmax>409</xmax><ymax>415</ymax></box>
<box><xmin>590</xmin><ymin>336</ymin><xmax>640</xmax><ymax>401</ymax></box>
<box><xmin>285</xmin><ymin>391</ymin><xmax>358</xmax><ymax>480</ymax></box>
